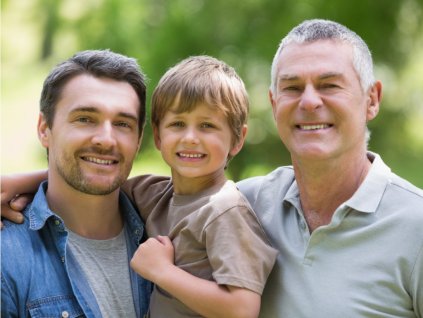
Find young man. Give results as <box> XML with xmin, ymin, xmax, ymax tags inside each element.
<box><xmin>127</xmin><ymin>55</ymin><xmax>277</xmax><ymax>318</ymax></box>
<box><xmin>1</xmin><ymin>50</ymin><xmax>152</xmax><ymax>317</ymax></box>
<box><xmin>237</xmin><ymin>19</ymin><xmax>423</xmax><ymax>317</ymax></box>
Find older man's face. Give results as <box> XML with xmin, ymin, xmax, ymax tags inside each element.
<box><xmin>270</xmin><ymin>40</ymin><xmax>380</xmax><ymax>163</ymax></box>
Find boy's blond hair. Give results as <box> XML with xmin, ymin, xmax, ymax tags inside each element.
<box><xmin>151</xmin><ymin>55</ymin><xmax>249</xmax><ymax>149</ymax></box>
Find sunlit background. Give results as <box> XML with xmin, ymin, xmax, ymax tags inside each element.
<box><xmin>2</xmin><ymin>0</ymin><xmax>423</xmax><ymax>187</ymax></box>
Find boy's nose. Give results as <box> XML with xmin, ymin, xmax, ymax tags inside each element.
<box><xmin>181</xmin><ymin>128</ymin><xmax>200</xmax><ymax>145</ymax></box>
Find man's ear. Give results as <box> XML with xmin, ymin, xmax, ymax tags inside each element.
<box><xmin>269</xmin><ymin>89</ymin><xmax>277</xmax><ymax>119</ymax></box>
<box><xmin>229</xmin><ymin>125</ymin><xmax>248</xmax><ymax>158</ymax></box>
<box><xmin>37</xmin><ymin>113</ymin><xmax>50</xmax><ymax>148</ymax></box>
<box><xmin>152</xmin><ymin>125</ymin><xmax>161</xmax><ymax>150</ymax></box>
<box><xmin>367</xmin><ymin>81</ymin><xmax>382</xmax><ymax>121</ymax></box>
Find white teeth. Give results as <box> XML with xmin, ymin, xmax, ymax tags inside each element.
<box><xmin>300</xmin><ymin>124</ymin><xmax>330</xmax><ymax>130</ymax></box>
<box><xmin>179</xmin><ymin>153</ymin><xmax>204</xmax><ymax>158</ymax></box>
<box><xmin>85</xmin><ymin>157</ymin><xmax>115</xmax><ymax>165</ymax></box>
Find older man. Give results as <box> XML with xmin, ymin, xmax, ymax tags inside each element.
<box><xmin>237</xmin><ymin>19</ymin><xmax>423</xmax><ymax>317</ymax></box>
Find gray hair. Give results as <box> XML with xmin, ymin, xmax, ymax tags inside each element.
<box><xmin>270</xmin><ymin>19</ymin><xmax>375</xmax><ymax>95</ymax></box>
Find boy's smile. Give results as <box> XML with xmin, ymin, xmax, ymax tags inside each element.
<box><xmin>154</xmin><ymin>103</ymin><xmax>237</xmax><ymax>194</ymax></box>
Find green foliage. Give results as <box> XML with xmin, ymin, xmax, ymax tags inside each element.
<box><xmin>2</xmin><ymin>0</ymin><xmax>423</xmax><ymax>187</ymax></box>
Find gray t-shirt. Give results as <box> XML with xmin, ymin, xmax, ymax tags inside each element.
<box><xmin>67</xmin><ymin>227</ymin><xmax>137</xmax><ymax>318</ymax></box>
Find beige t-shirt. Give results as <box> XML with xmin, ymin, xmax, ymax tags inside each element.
<box><xmin>124</xmin><ymin>175</ymin><xmax>278</xmax><ymax>317</ymax></box>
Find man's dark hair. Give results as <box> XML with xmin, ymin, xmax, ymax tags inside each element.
<box><xmin>40</xmin><ymin>49</ymin><xmax>147</xmax><ymax>135</ymax></box>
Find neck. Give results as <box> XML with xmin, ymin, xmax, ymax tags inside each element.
<box><xmin>171</xmin><ymin>170</ymin><xmax>227</xmax><ymax>195</ymax></box>
<box><xmin>293</xmin><ymin>151</ymin><xmax>371</xmax><ymax>232</ymax></box>
<box><xmin>46</xmin><ymin>176</ymin><xmax>123</xmax><ymax>240</ymax></box>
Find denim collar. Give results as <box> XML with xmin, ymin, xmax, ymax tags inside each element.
<box><xmin>27</xmin><ymin>181</ymin><xmax>144</xmax><ymax>243</ymax></box>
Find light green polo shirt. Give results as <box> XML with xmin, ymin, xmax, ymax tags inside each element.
<box><xmin>238</xmin><ymin>152</ymin><xmax>423</xmax><ymax>318</ymax></box>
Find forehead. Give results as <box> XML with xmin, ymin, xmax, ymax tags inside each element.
<box><xmin>167</xmin><ymin>101</ymin><xmax>225</xmax><ymax>118</ymax></box>
<box><xmin>57</xmin><ymin>74</ymin><xmax>140</xmax><ymax>116</ymax></box>
<box><xmin>276</xmin><ymin>40</ymin><xmax>355</xmax><ymax>78</ymax></box>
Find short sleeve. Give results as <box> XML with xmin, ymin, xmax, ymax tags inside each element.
<box><xmin>204</xmin><ymin>205</ymin><xmax>278</xmax><ymax>294</ymax></box>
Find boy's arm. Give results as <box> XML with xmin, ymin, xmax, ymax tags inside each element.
<box><xmin>1</xmin><ymin>171</ymin><xmax>48</xmax><ymax>226</ymax></box>
<box><xmin>130</xmin><ymin>236</ymin><xmax>260</xmax><ymax>318</ymax></box>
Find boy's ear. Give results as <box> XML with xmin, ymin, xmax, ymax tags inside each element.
<box><xmin>152</xmin><ymin>125</ymin><xmax>161</xmax><ymax>150</ymax></box>
<box><xmin>229</xmin><ymin>125</ymin><xmax>248</xmax><ymax>157</ymax></box>
<box><xmin>37</xmin><ymin>113</ymin><xmax>50</xmax><ymax>148</ymax></box>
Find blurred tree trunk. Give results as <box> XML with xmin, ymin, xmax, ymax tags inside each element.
<box><xmin>40</xmin><ymin>0</ymin><xmax>59</xmax><ymax>60</ymax></box>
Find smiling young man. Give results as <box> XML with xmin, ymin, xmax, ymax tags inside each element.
<box><xmin>1</xmin><ymin>50</ymin><xmax>152</xmax><ymax>317</ymax></box>
<box><xmin>237</xmin><ymin>19</ymin><xmax>423</xmax><ymax>317</ymax></box>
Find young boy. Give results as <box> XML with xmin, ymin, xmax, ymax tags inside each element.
<box><xmin>2</xmin><ymin>55</ymin><xmax>277</xmax><ymax>317</ymax></box>
<box><xmin>125</xmin><ymin>55</ymin><xmax>277</xmax><ymax>317</ymax></box>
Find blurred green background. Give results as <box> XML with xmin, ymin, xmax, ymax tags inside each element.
<box><xmin>2</xmin><ymin>0</ymin><xmax>423</xmax><ymax>187</ymax></box>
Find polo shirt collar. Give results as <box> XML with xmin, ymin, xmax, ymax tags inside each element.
<box><xmin>282</xmin><ymin>152</ymin><xmax>390</xmax><ymax>214</ymax></box>
<box><xmin>345</xmin><ymin>152</ymin><xmax>390</xmax><ymax>213</ymax></box>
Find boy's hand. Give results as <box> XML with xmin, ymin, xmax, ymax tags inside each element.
<box><xmin>130</xmin><ymin>235</ymin><xmax>175</xmax><ymax>283</ymax></box>
<box><xmin>1</xmin><ymin>194</ymin><xmax>33</xmax><ymax>228</ymax></box>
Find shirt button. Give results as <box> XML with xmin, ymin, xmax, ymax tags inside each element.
<box><xmin>62</xmin><ymin>311</ymin><xmax>69</xmax><ymax>318</ymax></box>
<box><xmin>61</xmin><ymin>256</ymin><xmax>65</xmax><ymax>263</ymax></box>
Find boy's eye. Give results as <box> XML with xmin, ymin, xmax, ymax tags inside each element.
<box><xmin>200</xmin><ymin>122</ymin><xmax>215</xmax><ymax>129</ymax></box>
<box><xmin>169</xmin><ymin>121</ymin><xmax>185</xmax><ymax>128</ymax></box>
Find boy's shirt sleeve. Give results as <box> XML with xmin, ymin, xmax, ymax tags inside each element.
<box><xmin>122</xmin><ymin>174</ymin><xmax>171</xmax><ymax>221</ymax></box>
<box><xmin>205</xmin><ymin>205</ymin><xmax>278</xmax><ymax>294</ymax></box>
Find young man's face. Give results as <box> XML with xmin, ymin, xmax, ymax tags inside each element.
<box><xmin>38</xmin><ymin>74</ymin><xmax>141</xmax><ymax>195</ymax></box>
<box><xmin>153</xmin><ymin>102</ymin><xmax>245</xmax><ymax>193</ymax></box>
<box><xmin>270</xmin><ymin>40</ymin><xmax>380</xmax><ymax>163</ymax></box>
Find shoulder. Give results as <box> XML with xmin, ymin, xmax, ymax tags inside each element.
<box><xmin>124</xmin><ymin>174</ymin><xmax>171</xmax><ymax>194</ymax></box>
<box><xmin>382</xmin><ymin>173</ymin><xmax>423</xmax><ymax>223</ymax></box>
<box><xmin>1</xmin><ymin>216</ymin><xmax>39</xmax><ymax>277</ymax></box>
<box><xmin>388</xmin><ymin>172</ymin><xmax>423</xmax><ymax>199</ymax></box>
<box><xmin>237</xmin><ymin>166</ymin><xmax>295</xmax><ymax>204</ymax></box>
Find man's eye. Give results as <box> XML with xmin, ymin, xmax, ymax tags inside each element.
<box><xmin>321</xmin><ymin>83</ymin><xmax>340</xmax><ymax>89</ymax></box>
<box><xmin>116</xmin><ymin>122</ymin><xmax>131</xmax><ymax>128</ymax></box>
<box><xmin>281</xmin><ymin>86</ymin><xmax>301</xmax><ymax>92</ymax></box>
<box><xmin>76</xmin><ymin>117</ymin><xmax>91</xmax><ymax>123</ymax></box>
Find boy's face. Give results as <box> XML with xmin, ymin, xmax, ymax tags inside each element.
<box><xmin>38</xmin><ymin>74</ymin><xmax>141</xmax><ymax>195</ymax></box>
<box><xmin>154</xmin><ymin>102</ymin><xmax>245</xmax><ymax>193</ymax></box>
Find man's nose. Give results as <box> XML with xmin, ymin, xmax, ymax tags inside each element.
<box><xmin>298</xmin><ymin>85</ymin><xmax>323</xmax><ymax>112</ymax></box>
<box><xmin>91</xmin><ymin>122</ymin><xmax>117</xmax><ymax>148</ymax></box>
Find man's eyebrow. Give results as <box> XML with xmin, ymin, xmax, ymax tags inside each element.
<box><xmin>319</xmin><ymin>72</ymin><xmax>343</xmax><ymax>80</ymax></box>
<box><xmin>278</xmin><ymin>74</ymin><xmax>300</xmax><ymax>82</ymax></box>
<box><xmin>118</xmin><ymin>112</ymin><xmax>138</xmax><ymax>122</ymax></box>
<box><xmin>69</xmin><ymin>106</ymin><xmax>99</xmax><ymax>114</ymax></box>
<box><xmin>69</xmin><ymin>106</ymin><xmax>138</xmax><ymax>122</ymax></box>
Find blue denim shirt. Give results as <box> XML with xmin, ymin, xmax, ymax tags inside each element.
<box><xmin>1</xmin><ymin>181</ymin><xmax>152</xmax><ymax>318</ymax></box>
